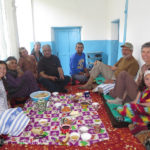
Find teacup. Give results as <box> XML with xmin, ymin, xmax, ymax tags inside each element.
<box><xmin>92</xmin><ymin>102</ymin><xmax>100</xmax><ymax>111</ymax></box>
<box><xmin>52</xmin><ymin>92</ymin><xmax>59</xmax><ymax>97</ymax></box>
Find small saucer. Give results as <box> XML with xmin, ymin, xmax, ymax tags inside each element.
<box><xmin>52</xmin><ymin>92</ymin><xmax>59</xmax><ymax>96</ymax></box>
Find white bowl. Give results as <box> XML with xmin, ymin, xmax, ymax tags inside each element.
<box><xmin>39</xmin><ymin>119</ymin><xmax>48</xmax><ymax>126</ymax></box>
<box><xmin>52</xmin><ymin>92</ymin><xmax>59</xmax><ymax>96</ymax></box>
<box><xmin>70</xmin><ymin>132</ymin><xmax>80</xmax><ymax>141</ymax></box>
<box><xmin>81</xmin><ymin>133</ymin><xmax>92</xmax><ymax>141</ymax></box>
<box><xmin>54</xmin><ymin>102</ymin><xmax>62</xmax><ymax>109</ymax></box>
<box><xmin>79</xmin><ymin>126</ymin><xmax>89</xmax><ymax>133</ymax></box>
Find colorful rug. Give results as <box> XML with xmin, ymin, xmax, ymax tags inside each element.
<box><xmin>5</xmin><ymin>94</ymin><xmax>109</xmax><ymax>146</ymax></box>
<box><xmin>2</xmin><ymin>84</ymin><xmax>145</xmax><ymax>150</ymax></box>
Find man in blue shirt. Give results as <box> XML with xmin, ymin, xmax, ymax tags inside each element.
<box><xmin>70</xmin><ymin>42</ymin><xmax>89</xmax><ymax>85</ymax></box>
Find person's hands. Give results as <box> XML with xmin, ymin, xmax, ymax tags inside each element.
<box><xmin>85</xmin><ymin>72</ymin><xmax>90</xmax><ymax>77</ymax></box>
<box><xmin>17</xmin><ymin>66</ymin><xmax>24</xmax><ymax>77</ymax></box>
<box><xmin>58</xmin><ymin>67</ymin><xmax>64</xmax><ymax>80</ymax></box>
<box><xmin>59</xmin><ymin>73</ymin><xmax>64</xmax><ymax>80</ymax></box>
<box><xmin>34</xmin><ymin>73</ymin><xmax>38</xmax><ymax>79</ymax></box>
<box><xmin>94</xmin><ymin>60</ymin><xmax>99</xmax><ymax>66</ymax></box>
<box><xmin>17</xmin><ymin>66</ymin><xmax>22</xmax><ymax>73</ymax></box>
<box><xmin>104</xmin><ymin>79</ymin><xmax>115</xmax><ymax>84</ymax></box>
<box><xmin>7</xmin><ymin>101</ymin><xmax>11</xmax><ymax>108</ymax></box>
<box><xmin>110</xmin><ymin>66</ymin><xmax>117</xmax><ymax>71</ymax></box>
<box><xmin>49</xmin><ymin>76</ymin><xmax>58</xmax><ymax>81</ymax></box>
<box><xmin>79</xmin><ymin>72</ymin><xmax>84</xmax><ymax>75</ymax></box>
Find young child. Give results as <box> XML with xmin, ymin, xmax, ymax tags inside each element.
<box><xmin>0</xmin><ymin>61</ymin><xmax>30</xmax><ymax>137</ymax></box>
<box><xmin>117</xmin><ymin>70</ymin><xmax>150</xmax><ymax>128</ymax></box>
<box><xmin>18</xmin><ymin>47</ymin><xmax>38</xmax><ymax>79</ymax></box>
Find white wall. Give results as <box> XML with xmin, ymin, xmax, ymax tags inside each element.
<box><xmin>16</xmin><ymin>0</ymin><xmax>33</xmax><ymax>52</ymax></box>
<box><xmin>126</xmin><ymin>0</ymin><xmax>150</xmax><ymax>66</ymax></box>
<box><xmin>16</xmin><ymin>0</ymin><xmax>150</xmax><ymax>66</ymax></box>
<box><xmin>32</xmin><ymin>0</ymin><xmax>107</xmax><ymax>41</ymax></box>
<box><xmin>106</xmin><ymin>0</ymin><xmax>125</xmax><ymax>41</ymax></box>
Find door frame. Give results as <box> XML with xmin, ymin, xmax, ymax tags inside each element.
<box><xmin>51</xmin><ymin>26</ymin><xmax>81</xmax><ymax>75</ymax></box>
<box><xmin>110</xmin><ymin>19</ymin><xmax>120</xmax><ymax>65</ymax></box>
<box><xmin>51</xmin><ymin>26</ymin><xmax>81</xmax><ymax>55</ymax></box>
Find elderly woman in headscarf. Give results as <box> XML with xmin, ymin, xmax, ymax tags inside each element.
<box><xmin>5</xmin><ymin>56</ymin><xmax>39</xmax><ymax>100</ymax></box>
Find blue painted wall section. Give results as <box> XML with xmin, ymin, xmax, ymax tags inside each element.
<box><xmin>117</xmin><ymin>42</ymin><xmax>123</xmax><ymax>60</ymax></box>
<box><xmin>123</xmin><ymin>0</ymin><xmax>128</xmax><ymax>43</ymax></box>
<box><xmin>106</xmin><ymin>40</ymin><xmax>119</xmax><ymax>66</ymax></box>
<box><xmin>82</xmin><ymin>40</ymin><xmax>108</xmax><ymax>65</ymax></box>
<box><xmin>30</xmin><ymin>41</ymin><xmax>52</xmax><ymax>54</ymax></box>
<box><xmin>30</xmin><ymin>40</ymin><xmax>123</xmax><ymax>66</ymax></box>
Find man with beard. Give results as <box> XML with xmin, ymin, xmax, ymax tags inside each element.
<box><xmin>79</xmin><ymin>42</ymin><xmax>139</xmax><ymax>92</ymax></box>
<box><xmin>70</xmin><ymin>42</ymin><xmax>89</xmax><ymax>85</ymax></box>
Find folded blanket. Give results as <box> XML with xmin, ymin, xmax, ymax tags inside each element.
<box><xmin>0</xmin><ymin>107</ymin><xmax>30</xmax><ymax>136</ymax></box>
<box><xmin>92</xmin><ymin>83</ymin><xmax>115</xmax><ymax>95</ymax></box>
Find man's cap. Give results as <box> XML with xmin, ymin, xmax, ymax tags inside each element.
<box><xmin>121</xmin><ymin>42</ymin><xmax>133</xmax><ymax>51</ymax></box>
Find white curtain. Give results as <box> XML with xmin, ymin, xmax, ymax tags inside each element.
<box><xmin>0</xmin><ymin>0</ymin><xmax>19</xmax><ymax>60</ymax></box>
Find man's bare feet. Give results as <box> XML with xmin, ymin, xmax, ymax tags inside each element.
<box><xmin>78</xmin><ymin>84</ymin><xmax>92</xmax><ymax>90</ymax></box>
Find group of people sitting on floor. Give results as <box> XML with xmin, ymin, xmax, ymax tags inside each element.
<box><xmin>0</xmin><ymin>42</ymin><xmax>71</xmax><ymax>137</ymax></box>
<box><xmin>5</xmin><ymin>43</ymin><xmax>71</xmax><ymax>101</ymax></box>
<box><xmin>1</xmin><ymin>40</ymin><xmax>150</xmax><ymax>141</ymax></box>
<box><xmin>75</xmin><ymin>41</ymin><xmax>150</xmax><ymax>135</ymax></box>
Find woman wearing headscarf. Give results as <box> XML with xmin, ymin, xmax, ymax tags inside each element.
<box><xmin>6</xmin><ymin>56</ymin><xmax>39</xmax><ymax>100</ymax></box>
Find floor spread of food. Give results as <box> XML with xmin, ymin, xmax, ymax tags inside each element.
<box><xmin>5</xmin><ymin>92</ymin><xmax>109</xmax><ymax>146</ymax></box>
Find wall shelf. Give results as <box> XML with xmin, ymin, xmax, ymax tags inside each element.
<box><xmin>86</xmin><ymin>51</ymin><xmax>103</xmax><ymax>69</ymax></box>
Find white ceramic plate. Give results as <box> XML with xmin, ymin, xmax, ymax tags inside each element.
<box><xmin>79</xmin><ymin>126</ymin><xmax>89</xmax><ymax>133</ymax></box>
<box><xmin>54</xmin><ymin>102</ymin><xmax>62</xmax><ymax>108</ymax></box>
<box><xmin>81</xmin><ymin>133</ymin><xmax>92</xmax><ymax>141</ymax></box>
<box><xmin>52</xmin><ymin>92</ymin><xmax>59</xmax><ymax>96</ymax></box>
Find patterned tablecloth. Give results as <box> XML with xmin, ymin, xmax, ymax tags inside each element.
<box><xmin>5</xmin><ymin>94</ymin><xmax>109</xmax><ymax>146</ymax></box>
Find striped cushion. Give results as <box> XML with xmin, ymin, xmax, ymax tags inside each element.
<box><xmin>93</xmin><ymin>83</ymin><xmax>115</xmax><ymax>95</ymax></box>
<box><xmin>0</xmin><ymin>107</ymin><xmax>30</xmax><ymax>136</ymax></box>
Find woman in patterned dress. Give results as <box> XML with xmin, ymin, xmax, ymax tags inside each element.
<box><xmin>117</xmin><ymin>70</ymin><xmax>150</xmax><ymax>126</ymax></box>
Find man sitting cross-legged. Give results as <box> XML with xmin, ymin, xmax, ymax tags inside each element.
<box><xmin>70</xmin><ymin>42</ymin><xmax>90</xmax><ymax>85</ymax></box>
<box><xmin>38</xmin><ymin>44</ymin><xmax>70</xmax><ymax>93</ymax></box>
